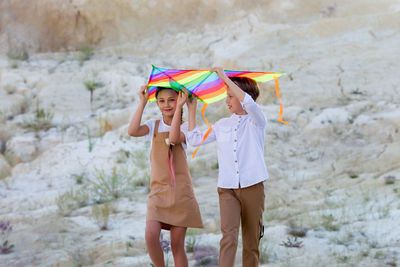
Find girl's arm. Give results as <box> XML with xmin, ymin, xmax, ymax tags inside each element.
<box><xmin>211</xmin><ymin>67</ymin><xmax>245</xmax><ymax>102</ymax></box>
<box><xmin>169</xmin><ymin>90</ymin><xmax>188</xmax><ymax>144</ymax></box>
<box><xmin>128</xmin><ymin>85</ymin><xmax>150</xmax><ymax>137</ymax></box>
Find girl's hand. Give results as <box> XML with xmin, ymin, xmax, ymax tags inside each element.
<box><xmin>139</xmin><ymin>85</ymin><xmax>149</xmax><ymax>105</ymax></box>
<box><xmin>177</xmin><ymin>89</ymin><xmax>188</xmax><ymax>107</ymax></box>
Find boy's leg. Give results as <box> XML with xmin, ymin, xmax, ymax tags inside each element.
<box><xmin>218</xmin><ymin>187</ymin><xmax>241</xmax><ymax>267</ymax></box>
<box><xmin>145</xmin><ymin>220</ymin><xmax>165</xmax><ymax>267</ymax></box>
<box><xmin>170</xmin><ymin>226</ymin><xmax>188</xmax><ymax>267</ymax></box>
<box><xmin>240</xmin><ymin>182</ymin><xmax>265</xmax><ymax>267</ymax></box>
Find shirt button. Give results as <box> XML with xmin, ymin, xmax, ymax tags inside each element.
<box><xmin>234</xmin><ymin>139</ymin><xmax>237</xmax><ymax>142</ymax></box>
<box><xmin>234</xmin><ymin>149</ymin><xmax>236</xmax><ymax>152</ymax></box>
<box><xmin>235</xmin><ymin>160</ymin><xmax>237</xmax><ymax>163</ymax></box>
<box><xmin>237</xmin><ymin>171</ymin><xmax>239</xmax><ymax>174</ymax></box>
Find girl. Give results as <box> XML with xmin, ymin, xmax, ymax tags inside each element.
<box><xmin>186</xmin><ymin>67</ymin><xmax>267</xmax><ymax>267</ymax></box>
<box><xmin>128</xmin><ymin>85</ymin><xmax>203</xmax><ymax>267</ymax></box>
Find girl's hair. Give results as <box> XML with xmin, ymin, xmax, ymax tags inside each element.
<box><xmin>155</xmin><ymin>87</ymin><xmax>183</xmax><ymax>123</ymax></box>
<box><xmin>230</xmin><ymin>77</ymin><xmax>260</xmax><ymax>101</ymax></box>
<box><xmin>155</xmin><ymin>87</ymin><xmax>177</xmax><ymax>99</ymax></box>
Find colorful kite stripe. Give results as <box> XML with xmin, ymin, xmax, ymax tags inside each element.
<box><xmin>147</xmin><ymin>66</ymin><xmax>285</xmax><ymax>104</ymax></box>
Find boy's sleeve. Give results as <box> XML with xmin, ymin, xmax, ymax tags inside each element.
<box><xmin>186</xmin><ymin>125</ymin><xmax>216</xmax><ymax>147</ymax></box>
<box><xmin>241</xmin><ymin>93</ymin><xmax>267</xmax><ymax>128</ymax></box>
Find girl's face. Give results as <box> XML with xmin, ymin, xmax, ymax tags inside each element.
<box><xmin>225</xmin><ymin>92</ymin><xmax>246</xmax><ymax>114</ymax></box>
<box><xmin>156</xmin><ymin>89</ymin><xmax>178</xmax><ymax>117</ymax></box>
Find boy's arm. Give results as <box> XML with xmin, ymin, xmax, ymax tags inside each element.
<box><xmin>128</xmin><ymin>85</ymin><xmax>150</xmax><ymax>137</ymax></box>
<box><xmin>211</xmin><ymin>67</ymin><xmax>245</xmax><ymax>102</ymax></box>
<box><xmin>169</xmin><ymin>90</ymin><xmax>187</xmax><ymax>144</ymax></box>
<box><xmin>187</xmin><ymin>95</ymin><xmax>197</xmax><ymax>131</ymax></box>
<box><xmin>212</xmin><ymin>67</ymin><xmax>266</xmax><ymax>127</ymax></box>
<box><xmin>241</xmin><ymin>94</ymin><xmax>267</xmax><ymax>128</ymax></box>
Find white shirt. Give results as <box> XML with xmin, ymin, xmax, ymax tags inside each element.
<box><xmin>144</xmin><ymin>119</ymin><xmax>189</xmax><ymax>152</ymax></box>
<box><xmin>186</xmin><ymin>93</ymin><xmax>268</xmax><ymax>188</ymax></box>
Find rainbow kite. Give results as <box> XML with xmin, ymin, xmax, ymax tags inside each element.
<box><xmin>146</xmin><ymin>65</ymin><xmax>290</xmax><ymax>157</ymax></box>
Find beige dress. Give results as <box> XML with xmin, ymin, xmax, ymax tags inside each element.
<box><xmin>146</xmin><ymin>120</ymin><xmax>203</xmax><ymax>229</ymax></box>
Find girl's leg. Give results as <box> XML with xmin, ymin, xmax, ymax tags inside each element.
<box><xmin>145</xmin><ymin>221</ymin><xmax>164</xmax><ymax>267</ymax></box>
<box><xmin>170</xmin><ymin>226</ymin><xmax>188</xmax><ymax>267</ymax></box>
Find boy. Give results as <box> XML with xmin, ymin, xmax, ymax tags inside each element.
<box><xmin>186</xmin><ymin>67</ymin><xmax>267</xmax><ymax>267</ymax></box>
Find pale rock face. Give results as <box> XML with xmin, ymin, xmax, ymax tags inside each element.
<box><xmin>0</xmin><ymin>154</ymin><xmax>11</xmax><ymax>179</ymax></box>
<box><xmin>5</xmin><ymin>134</ymin><xmax>37</xmax><ymax>165</ymax></box>
<box><xmin>0</xmin><ymin>94</ymin><xmax>26</xmax><ymax>119</ymax></box>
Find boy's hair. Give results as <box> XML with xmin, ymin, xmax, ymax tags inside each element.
<box><xmin>230</xmin><ymin>77</ymin><xmax>260</xmax><ymax>101</ymax></box>
<box><xmin>155</xmin><ymin>87</ymin><xmax>177</xmax><ymax>99</ymax></box>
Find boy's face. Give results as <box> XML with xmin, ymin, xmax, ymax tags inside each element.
<box><xmin>156</xmin><ymin>89</ymin><xmax>178</xmax><ymax>117</ymax></box>
<box><xmin>225</xmin><ymin>92</ymin><xmax>245</xmax><ymax>114</ymax></box>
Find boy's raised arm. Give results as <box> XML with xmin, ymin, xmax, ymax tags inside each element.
<box><xmin>211</xmin><ymin>67</ymin><xmax>245</xmax><ymax>102</ymax></box>
<box><xmin>187</xmin><ymin>95</ymin><xmax>197</xmax><ymax>131</ymax></box>
<box><xmin>128</xmin><ymin>85</ymin><xmax>150</xmax><ymax>137</ymax></box>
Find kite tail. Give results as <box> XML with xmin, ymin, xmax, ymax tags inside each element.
<box><xmin>274</xmin><ymin>76</ymin><xmax>290</xmax><ymax>125</ymax></box>
<box><xmin>168</xmin><ymin>146</ymin><xmax>175</xmax><ymax>187</ymax></box>
<box><xmin>192</xmin><ymin>103</ymin><xmax>212</xmax><ymax>158</ymax></box>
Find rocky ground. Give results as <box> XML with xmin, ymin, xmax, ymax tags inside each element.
<box><xmin>1</xmin><ymin>0</ymin><xmax>400</xmax><ymax>266</ymax></box>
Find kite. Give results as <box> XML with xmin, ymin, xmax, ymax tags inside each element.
<box><xmin>146</xmin><ymin>65</ymin><xmax>290</xmax><ymax>158</ymax></box>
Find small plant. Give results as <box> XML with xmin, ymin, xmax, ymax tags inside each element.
<box><xmin>185</xmin><ymin>236</ymin><xmax>197</xmax><ymax>253</ymax></box>
<box><xmin>89</xmin><ymin>166</ymin><xmax>135</xmax><ymax>203</ymax></box>
<box><xmin>97</xmin><ymin>115</ymin><xmax>112</xmax><ymax>137</ymax></box>
<box><xmin>78</xmin><ymin>46</ymin><xmax>94</xmax><ymax>64</ymax></box>
<box><xmin>160</xmin><ymin>232</ymin><xmax>171</xmax><ymax>267</ymax></box>
<box><xmin>350</xmin><ymin>88</ymin><xmax>365</xmax><ymax>95</ymax></box>
<box><xmin>22</xmin><ymin>100</ymin><xmax>54</xmax><ymax>135</ymax></box>
<box><xmin>56</xmin><ymin>189</ymin><xmax>90</xmax><ymax>216</ymax></box>
<box><xmin>193</xmin><ymin>245</ymin><xmax>219</xmax><ymax>267</ymax></box>
<box><xmin>287</xmin><ymin>221</ymin><xmax>308</xmax><ymax>238</ymax></box>
<box><xmin>84</xmin><ymin>80</ymin><xmax>103</xmax><ymax>108</ymax></box>
<box><xmin>349</xmin><ymin>173</ymin><xmax>358</xmax><ymax>179</ymax></box>
<box><xmin>384</xmin><ymin>175</ymin><xmax>395</xmax><ymax>185</ymax></box>
<box><xmin>321</xmin><ymin>214</ymin><xmax>340</xmax><ymax>231</ymax></box>
<box><xmin>336</xmin><ymin>255</ymin><xmax>350</xmax><ymax>263</ymax></box>
<box><xmin>91</xmin><ymin>202</ymin><xmax>111</xmax><ymax>230</ymax></box>
<box><xmin>259</xmin><ymin>241</ymin><xmax>275</xmax><ymax>264</ymax></box>
<box><xmin>331</xmin><ymin>231</ymin><xmax>354</xmax><ymax>247</ymax></box>
<box><xmin>0</xmin><ymin>220</ymin><xmax>14</xmax><ymax>254</ymax></box>
<box><xmin>7</xmin><ymin>47</ymin><xmax>29</xmax><ymax>61</ymax></box>
<box><xmin>72</xmin><ymin>173</ymin><xmax>86</xmax><ymax>185</ymax></box>
<box><xmin>280</xmin><ymin>237</ymin><xmax>303</xmax><ymax>248</ymax></box>
<box><xmin>87</xmin><ymin>127</ymin><xmax>95</xmax><ymax>152</ymax></box>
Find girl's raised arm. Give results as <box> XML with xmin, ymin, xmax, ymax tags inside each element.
<box><xmin>169</xmin><ymin>90</ymin><xmax>188</xmax><ymax>144</ymax></box>
<box><xmin>128</xmin><ymin>85</ymin><xmax>150</xmax><ymax>137</ymax></box>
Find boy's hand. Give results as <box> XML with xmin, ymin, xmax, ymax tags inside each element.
<box><xmin>139</xmin><ymin>85</ymin><xmax>149</xmax><ymax>105</ymax></box>
<box><xmin>211</xmin><ymin>67</ymin><xmax>227</xmax><ymax>80</ymax></box>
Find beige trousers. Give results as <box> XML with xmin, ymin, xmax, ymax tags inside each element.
<box><xmin>218</xmin><ymin>182</ymin><xmax>265</xmax><ymax>267</ymax></box>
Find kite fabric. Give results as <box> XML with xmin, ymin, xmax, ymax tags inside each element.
<box><xmin>146</xmin><ymin>65</ymin><xmax>290</xmax><ymax>157</ymax></box>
